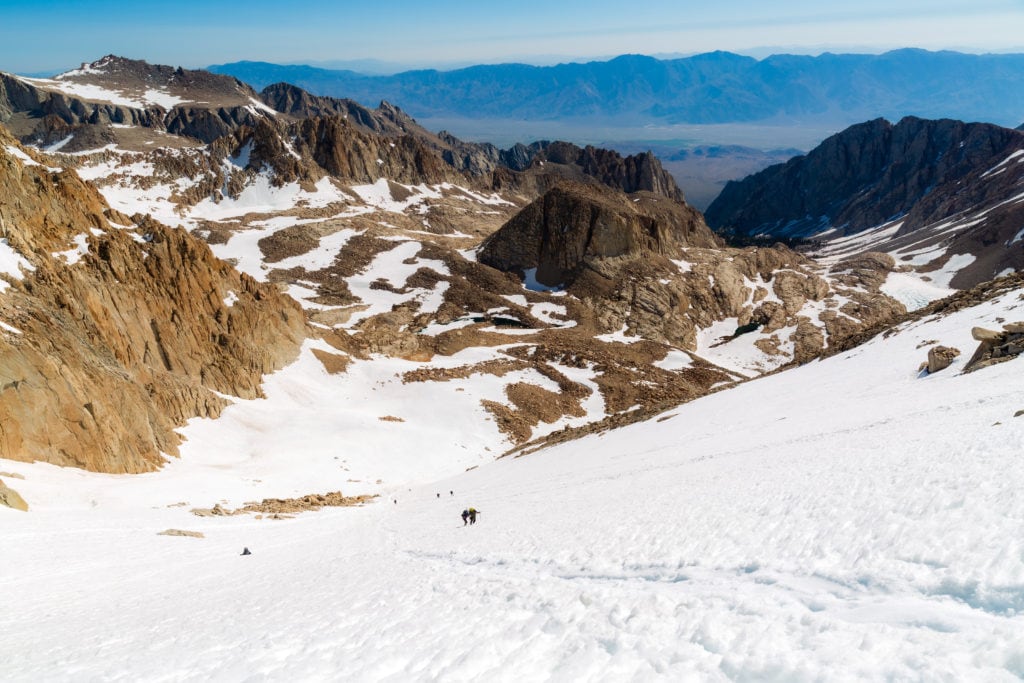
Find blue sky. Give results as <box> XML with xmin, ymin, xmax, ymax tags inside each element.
<box><xmin>2</xmin><ymin>0</ymin><xmax>1022</xmax><ymax>74</ymax></box>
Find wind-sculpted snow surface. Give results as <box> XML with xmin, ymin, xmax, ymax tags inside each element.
<box><xmin>2</xmin><ymin>283</ymin><xmax>1023</xmax><ymax>679</ymax></box>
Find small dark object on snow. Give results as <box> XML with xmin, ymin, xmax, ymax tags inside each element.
<box><xmin>450</xmin><ymin>490</ymin><xmax>453</xmax><ymax>496</ymax></box>
<box><xmin>461</xmin><ymin>509</ymin><xmax>469</xmax><ymax>526</ymax></box>
<box><xmin>436</xmin><ymin>493</ymin><xmax>440</xmax><ymax>498</ymax></box>
<box><xmin>241</xmin><ymin>547</ymin><xmax>251</xmax><ymax>556</ymax></box>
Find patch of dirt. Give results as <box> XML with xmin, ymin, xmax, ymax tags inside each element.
<box><xmin>481</xmin><ymin>399</ymin><xmax>532</xmax><ymax>443</ymax></box>
<box><xmin>158</xmin><ymin>529</ymin><xmax>205</xmax><ymax>538</ymax></box>
<box><xmin>258</xmin><ymin>224</ymin><xmax>321</xmax><ymax>264</ymax></box>
<box><xmin>312</xmin><ymin>348</ymin><xmax>351</xmax><ymax>374</ymax></box>
<box><xmin>402</xmin><ymin>358</ymin><xmax>532</xmax><ymax>383</ymax></box>
<box><xmin>506</xmin><ymin>382</ymin><xmax>586</xmax><ymax>424</ymax></box>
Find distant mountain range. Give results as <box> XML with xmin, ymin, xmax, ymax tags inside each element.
<box><xmin>209</xmin><ymin>50</ymin><xmax>1024</xmax><ymax>128</ymax></box>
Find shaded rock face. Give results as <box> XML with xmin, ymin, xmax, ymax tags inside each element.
<box><xmin>260</xmin><ymin>83</ymin><xmax>405</xmax><ymax>135</ymax></box>
<box><xmin>479</xmin><ymin>183</ymin><xmax>717</xmax><ymax>287</ymax></box>
<box><xmin>291</xmin><ymin>116</ymin><xmax>457</xmax><ymax>185</ymax></box>
<box><xmin>706</xmin><ymin>117</ymin><xmax>1024</xmax><ymax>239</ymax></box>
<box><xmin>492</xmin><ymin>142</ymin><xmax>686</xmax><ymax>201</ymax></box>
<box><xmin>0</xmin><ymin>133</ymin><xmax>306</xmax><ymax>473</ymax></box>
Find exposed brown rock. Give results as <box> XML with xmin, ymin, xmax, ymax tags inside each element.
<box><xmin>241</xmin><ymin>491</ymin><xmax>375</xmax><ymax>514</ymax></box>
<box><xmin>157</xmin><ymin>529</ymin><xmax>204</xmax><ymax>538</ymax></box>
<box><xmin>963</xmin><ymin>324</ymin><xmax>1024</xmax><ymax>372</ymax></box>
<box><xmin>707</xmin><ymin>117</ymin><xmax>1024</xmax><ymax>287</ymax></box>
<box><xmin>311</xmin><ymin>348</ymin><xmax>351</xmax><ymax>375</ymax></box>
<box><xmin>190</xmin><ymin>503</ymin><xmax>241</xmax><ymax>517</ymax></box>
<box><xmin>972</xmin><ymin>326</ymin><xmax>1003</xmax><ymax>342</ymax></box>
<box><xmin>926</xmin><ymin>345</ymin><xmax>961</xmax><ymax>373</ymax></box>
<box><xmin>479</xmin><ymin>182</ymin><xmax>718</xmax><ymax>287</ymax></box>
<box><xmin>0</xmin><ymin>478</ymin><xmax>28</xmax><ymax>511</ymax></box>
<box><xmin>0</xmin><ymin>131</ymin><xmax>306</xmax><ymax>473</ymax></box>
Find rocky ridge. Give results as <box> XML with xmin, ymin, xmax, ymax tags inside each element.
<box><xmin>706</xmin><ymin>117</ymin><xmax>1024</xmax><ymax>287</ymax></box>
<box><xmin>0</xmin><ymin>131</ymin><xmax>305</xmax><ymax>472</ymax></box>
<box><xmin>1</xmin><ymin>57</ymin><xmax>689</xmax><ymax>208</ymax></box>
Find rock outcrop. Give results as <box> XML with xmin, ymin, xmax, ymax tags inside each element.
<box><xmin>0</xmin><ymin>477</ymin><xmax>28</xmax><ymax>511</ymax></box>
<box><xmin>479</xmin><ymin>182</ymin><xmax>717</xmax><ymax>287</ymax></box>
<box><xmin>493</xmin><ymin>141</ymin><xmax>686</xmax><ymax>201</ymax></box>
<box><xmin>477</xmin><ymin>181</ymin><xmax>903</xmax><ymax>358</ymax></box>
<box><xmin>963</xmin><ymin>323</ymin><xmax>1024</xmax><ymax>372</ymax></box>
<box><xmin>0</xmin><ymin>130</ymin><xmax>306</xmax><ymax>473</ymax></box>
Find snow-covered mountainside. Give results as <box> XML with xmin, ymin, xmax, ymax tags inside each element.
<box><xmin>2</xmin><ymin>270</ymin><xmax>1022</xmax><ymax>680</ymax></box>
<box><xmin>2</xmin><ymin>54</ymin><xmax>1022</xmax><ymax>679</ymax></box>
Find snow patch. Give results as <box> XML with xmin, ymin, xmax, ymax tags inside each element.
<box><xmin>52</xmin><ymin>233</ymin><xmax>90</xmax><ymax>265</ymax></box>
<box><xmin>0</xmin><ymin>238</ymin><xmax>35</xmax><ymax>290</ymax></box>
<box><xmin>881</xmin><ymin>272</ymin><xmax>957</xmax><ymax>311</ymax></box>
<box><xmin>523</xmin><ymin>268</ymin><xmax>562</xmax><ymax>292</ymax></box>
<box><xmin>142</xmin><ymin>89</ymin><xmax>188</xmax><ymax>109</ymax></box>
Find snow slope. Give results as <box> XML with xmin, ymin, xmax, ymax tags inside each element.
<box><xmin>2</xmin><ymin>274</ymin><xmax>1023</xmax><ymax>679</ymax></box>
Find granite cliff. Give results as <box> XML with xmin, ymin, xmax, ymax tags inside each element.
<box><xmin>0</xmin><ymin>130</ymin><xmax>305</xmax><ymax>472</ymax></box>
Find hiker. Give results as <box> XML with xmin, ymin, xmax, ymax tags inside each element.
<box><xmin>436</xmin><ymin>493</ymin><xmax>440</xmax><ymax>498</ymax></box>
<box><xmin>461</xmin><ymin>509</ymin><xmax>470</xmax><ymax>526</ymax></box>
<box><xmin>450</xmin><ymin>490</ymin><xmax>453</xmax><ymax>496</ymax></box>
<box><xmin>468</xmin><ymin>507</ymin><xmax>480</xmax><ymax>524</ymax></box>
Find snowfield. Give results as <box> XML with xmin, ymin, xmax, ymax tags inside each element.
<box><xmin>2</xmin><ymin>276</ymin><xmax>1023</xmax><ymax>679</ymax></box>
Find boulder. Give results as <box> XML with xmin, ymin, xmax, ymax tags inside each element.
<box><xmin>927</xmin><ymin>346</ymin><xmax>961</xmax><ymax>373</ymax></box>
<box><xmin>972</xmin><ymin>326</ymin><xmax>1003</xmax><ymax>342</ymax></box>
<box><xmin>0</xmin><ymin>478</ymin><xmax>28</xmax><ymax>511</ymax></box>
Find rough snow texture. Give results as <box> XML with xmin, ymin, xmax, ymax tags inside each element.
<box><xmin>3</xmin><ymin>285</ymin><xmax>1024</xmax><ymax>680</ymax></box>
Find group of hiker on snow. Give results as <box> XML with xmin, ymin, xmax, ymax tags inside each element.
<box><xmin>435</xmin><ymin>491</ymin><xmax>480</xmax><ymax>526</ymax></box>
<box><xmin>461</xmin><ymin>507</ymin><xmax>480</xmax><ymax>525</ymax></box>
